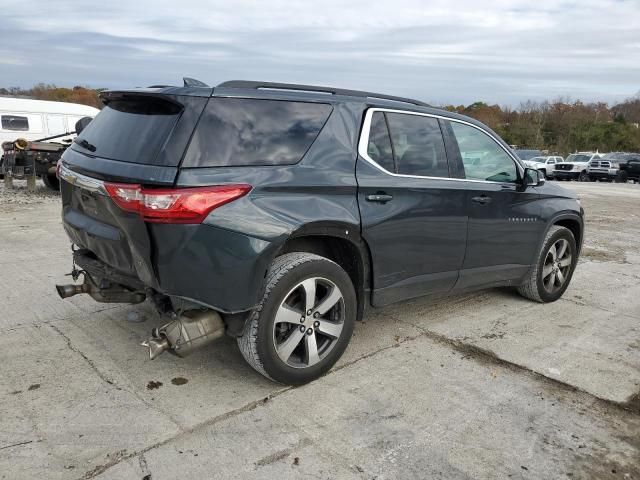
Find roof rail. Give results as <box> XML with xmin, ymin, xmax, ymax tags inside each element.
<box><xmin>217</xmin><ymin>80</ymin><xmax>430</xmax><ymax>108</ymax></box>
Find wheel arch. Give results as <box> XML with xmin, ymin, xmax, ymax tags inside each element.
<box><xmin>547</xmin><ymin>212</ymin><xmax>584</xmax><ymax>255</ymax></box>
<box><xmin>273</xmin><ymin>223</ymin><xmax>373</xmax><ymax>322</ymax></box>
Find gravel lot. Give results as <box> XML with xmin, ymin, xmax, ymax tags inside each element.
<box><xmin>0</xmin><ymin>180</ymin><xmax>639</xmax><ymax>480</ymax></box>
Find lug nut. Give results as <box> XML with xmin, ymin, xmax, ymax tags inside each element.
<box><xmin>300</xmin><ymin>316</ymin><xmax>305</xmax><ymax>323</ymax></box>
<box><xmin>314</xmin><ymin>321</ymin><xmax>320</xmax><ymax>327</ymax></box>
<box><xmin>306</xmin><ymin>328</ymin><xmax>313</xmax><ymax>335</ymax></box>
<box><xmin>307</xmin><ymin>310</ymin><xmax>312</xmax><ymax>315</ymax></box>
<box><xmin>313</xmin><ymin>312</ymin><xmax>320</xmax><ymax>318</ymax></box>
<box><xmin>299</xmin><ymin>325</ymin><xmax>306</xmax><ymax>332</ymax></box>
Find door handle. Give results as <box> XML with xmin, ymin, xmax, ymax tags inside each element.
<box><xmin>366</xmin><ymin>193</ymin><xmax>393</xmax><ymax>203</ymax></box>
<box><xmin>471</xmin><ymin>195</ymin><xmax>492</xmax><ymax>205</ymax></box>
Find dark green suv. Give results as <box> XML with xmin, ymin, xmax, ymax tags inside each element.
<box><xmin>55</xmin><ymin>80</ymin><xmax>584</xmax><ymax>385</ymax></box>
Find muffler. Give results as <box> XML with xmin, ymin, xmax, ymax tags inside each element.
<box><xmin>141</xmin><ymin>310</ymin><xmax>225</xmax><ymax>360</ymax></box>
<box><xmin>56</xmin><ymin>273</ymin><xmax>146</xmax><ymax>304</ymax></box>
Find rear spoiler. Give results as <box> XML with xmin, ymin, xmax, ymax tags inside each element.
<box><xmin>99</xmin><ymin>85</ymin><xmax>212</xmax><ymax>106</ymax></box>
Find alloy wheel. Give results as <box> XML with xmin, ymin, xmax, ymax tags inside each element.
<box><xmin>272</xmin><ymin>277</ymin><xmax>345</xmax><ymax>368</ymax></box>
<box><xmin>542</xmin><ymin>239</ymin><xmax>572</xmax><ymax>294</ymax></box>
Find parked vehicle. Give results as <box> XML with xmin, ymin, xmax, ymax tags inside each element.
<box><xmin>587</xmin><ymin>153</ymin><xmax>619</xmax><ymax>182</ymax></box>
<box><xmin>55</xmin><ymin>79</ymin><xmax>584</xmax><ymax>385</ymax></box>
<box><xmin>522</xmin><ymin>155</ymin><xmax>563</xmax><ymax>179</ymax></box>
<box><xmin>554</xmin><ymin>152</ymin><xmax>601</xmax><ymax>181</ymax></box>
<box><xmin>607</xmin><ymin>152</ymin><xmax>640</xmax><ymax>183</ymax></box>
<box><xmin>1</xmin><ymin>98</ymin><xmax>99</xmax><ymax>186</ymax></box>
<box><xmin>0</xmin><ymin>97</ymin><xmax>99</xmax><ymax>145</ymax></box>
<box><xmin>2</xmin><ymin>117</ymin><xmax>93</xmax><ymax>190</ymax></box>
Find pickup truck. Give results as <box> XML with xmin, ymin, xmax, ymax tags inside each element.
<box><xmin>614</xmin><ymin>153</ymin><xmax>640</xmax><ymax>183</ymax></box>
<box><xmin>522</xmin><ymin>155</ymin><xmax>564</xmax><ymax>179</ymax></box>
<box><xmin>554</xmin><ymin>152</ymin><xmax>601</xmax><ymax>181</ymax></box>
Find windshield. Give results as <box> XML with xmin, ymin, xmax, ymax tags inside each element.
<box><xmin>529</xmin><ymin>157</ymin><xmax>547</xmax><ymax>162</ymax></box>
<box><xmin>566</xmin><ymin>154</ymin><xmax>591</xmax><ymax>163</ymax></box>
<box><xmin>516</xmin><ymin>150</ymin><xmax>542</xmax><ymax>161</ymax></box>
<box><xmin>603</xmin><ymin>152</ymin><xmax>638</xmax><ymax>161</ymax></box>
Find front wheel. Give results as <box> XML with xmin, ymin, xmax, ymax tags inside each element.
<box><xmin>517</xmin><ymin>226</ymin><xmax>578</xmax><ymax>303</ymax></box>
<box><xmin>42</xmin><ymin>173</ymin><xmax>60</xmax><ymax>191</ymax></box>
<box><xmin>578</xmin><ymin>171</ymin><xmax>589</xmax><ymax>182</ymax></box>
<box><xmin>238</xmin><ymin>252</ymin><xmax>356</xmax><ymax>385</ymax></box>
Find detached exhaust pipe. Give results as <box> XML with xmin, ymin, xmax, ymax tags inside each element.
<box><xmin>141</xmin><ymin>310</ymin><xmax>225</xmax><ymax>360</ymax></box>
<box><xmin>56</xmin><ymin>273</ymin><xmax>146</xmax><ymax>304</ymax></box>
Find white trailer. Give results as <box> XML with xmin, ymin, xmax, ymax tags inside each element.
<box><xmin>0</xmin><ymin>97</ymin><xmax>100</xmax><ymax>145</ymax></box>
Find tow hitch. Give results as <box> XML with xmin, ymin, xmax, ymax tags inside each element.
<box><xmin>56</xmin><ymin>272</ymin><xmax>146</xmax><ymax>304</ymax></box>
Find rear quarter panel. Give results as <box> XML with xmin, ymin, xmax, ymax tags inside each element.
<box><xmin>165</xmin><ymin>102</ymin><xmax>364</xmax><ymax>311</ymax></box>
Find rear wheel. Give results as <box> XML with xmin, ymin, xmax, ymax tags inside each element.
<box><xmin>42</xmin><ymin>173</ymin><xmax>60</xmax><ymax>191</ymax></box>
<box><xmin>238</xmin><ymin>252</ymin><xmax>356</xmax><ymax>385</ymax></box>
<box><xmin>517</xmin><ymin>226</ymin><xmax>577</xmax><ymax>303</ymax></box>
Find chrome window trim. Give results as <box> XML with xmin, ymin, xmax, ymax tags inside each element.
<box><xmin>357</xmin><ymin>107</ymin><xmax>524</xmax><ymax>184</ymax></box>
<box><xmin>59</xmin><ymin>163</ymin><xmax>107</xmax><ymax>195</ymax></box>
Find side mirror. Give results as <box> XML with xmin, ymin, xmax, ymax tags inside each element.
<box><xmin>524</xmin><ymin>167</ymin><xmax>545</xmax><ymax>187</ymax></box>
<box><xmin>74</xmin><ymin>116</ymin><xmax>93</xmax><ymax>135</ymax></box>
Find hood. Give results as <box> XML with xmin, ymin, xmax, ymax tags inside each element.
<box><xmin>537</xmin><ymin>180</ymin><xmax>578</xmax><ymax>199</ymax></box>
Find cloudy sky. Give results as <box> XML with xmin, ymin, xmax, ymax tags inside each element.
<box><xmin>1</xmin><ymin>0</ymin><xmax>638</xmax><ymax>106</ymax></box>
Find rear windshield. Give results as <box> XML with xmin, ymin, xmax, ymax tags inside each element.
<box><xmin>71</xmin><ymin>95</ymin><xmax>181</xmax><ymax>165</ymax></box>
<box><xmin>183</xmin><ymin>97</ymin><xmax>332</xmax><ymax>168</ymax></box>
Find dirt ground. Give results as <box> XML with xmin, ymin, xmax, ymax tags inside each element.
<box><xmin>0</xmin><ymin>179</ymin><xmax>638</xmax><ymax>480</ymax></box>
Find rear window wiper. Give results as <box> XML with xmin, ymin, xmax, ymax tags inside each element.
<box><xmin>73</xmin><ymin>138</ymin><xmax>97</xmax><ymax>152</ymax></box>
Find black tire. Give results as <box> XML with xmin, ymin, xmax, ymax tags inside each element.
<box><xmin>615</xmin><ymin>171</ymin><xmax>628</xmax><ymax>183</ymax></box>
<box><xmin>517</xmin><ymin>226</ymin><xmax>578</xmax><ymax>303</ymax></box>
<box><xmin>42</xmin><ymin>173</ymin><xmax>60</xmax><ymax>191</ymax></box>
<box><xmin>237</xmin><ymin>252</ymin><xmax>356</xmax><ymax>385</ymax></box>
<box><xmin>578</xmin><ymin>171</ymin><xmax>589</xmax><ymax>182</ymax></box>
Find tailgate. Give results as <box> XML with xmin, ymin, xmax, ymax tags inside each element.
<box><xmin>60</xmin><ymin>164</ymin><xmax>158</xmax><ymax>286</ymax></box>
<box><xmin>59</xmin><ymin>91</ymin><xmax>208</xmax><ymax>286</ymax></box>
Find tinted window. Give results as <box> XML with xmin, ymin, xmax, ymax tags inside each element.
<box><xmin>184</xmin><ymin>98</ymin><xmax>332</xmax><ymax>167</ymax></box>
<box><xmin>2</xmin><ymin>115</ymin><xmax>29</xmax><ymax>131</ymax></box>
<box><xmin>72</xmin><ymin>96</ymin><xmax>181</xmax><ymax>165</ymax></box>
<box><xmin>366</xmin><ymin>112</ymin><xmax>395</xmax><ymax>172</ymax></box>
<box><xmin>385</xmin><ymin>113</ymin><xmax>449</xmax><ymax>177</ymax></box>
<box><xmin>450</xmin><ymin>122</ymin><xmax>517</xmax><ymax>183</ymax></box>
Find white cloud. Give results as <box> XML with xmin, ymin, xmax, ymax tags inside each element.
<box><xmin>1</xmin><ymin>0</ymin><xmax>638</xmax><ymax>105</ymax></box>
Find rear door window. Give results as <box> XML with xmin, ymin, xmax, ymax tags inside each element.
<box><xmin>385</xmin><ymin>113</ymin><xmax>449</xmax><ymax>178</ymax></box>
<box><xmin>71</xmin><ymin>95</ymin><xmax>182</xmax><ymax>165</ymax></box>
<box><xmin>183</xmin><ymin>98</ymin><xmax>333</xmax><ymax>167</ymax></box>
<box><xmin>1</xmin><ymin>115</ymin><xmax>29</xmax><ymax>131</ymax></box>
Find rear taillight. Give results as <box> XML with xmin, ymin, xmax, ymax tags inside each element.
<box><xmin>104</xmin><ymin>183</ymin><xmax>251</xmax><ymax>224</ymax></box>
<box><xmin>56</xmin><ymin>159</ymin><xmax>62</xmax><ymax>178</ymax></box>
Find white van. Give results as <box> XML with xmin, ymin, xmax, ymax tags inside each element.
<box><xmin>0</xmin><ymin>97</ymin><xmax>100</xmax><ymax>145</ymax></box>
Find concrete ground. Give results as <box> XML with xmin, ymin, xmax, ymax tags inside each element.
<box><xmin>0</xmin><ymin>180</ymin><xmax>638</xmax><ymax>480</ymax></box>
